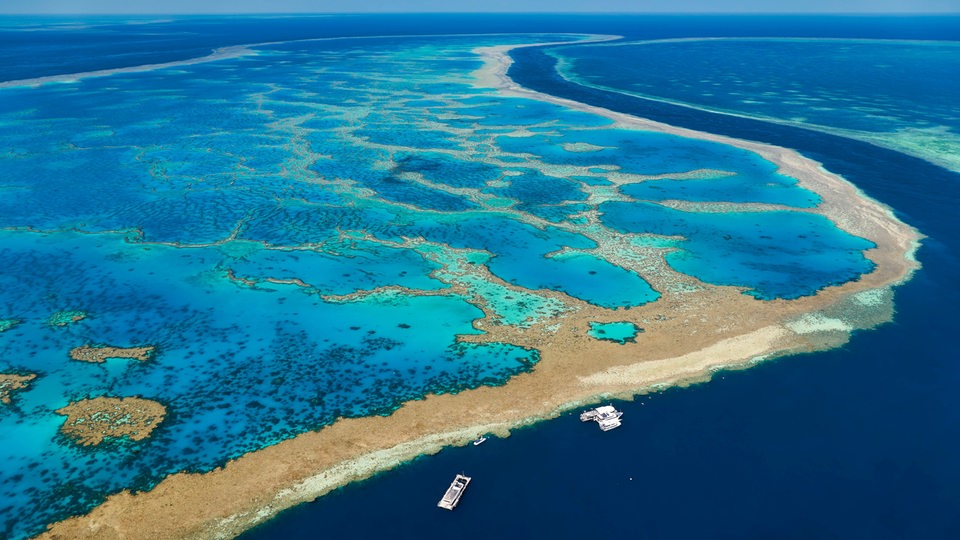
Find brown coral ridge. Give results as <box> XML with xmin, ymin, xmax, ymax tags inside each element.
<box><xmin>0</xmin><ymin>373</ymin><xmax>37</xmax><ymax>404</ymax></box>
<box><xmin>69</xmin><ymin>345</ymin><xmax>155</xmax><ymax>364</ymax></box>
<box><xmin>55</xmin><ymin>396</ymin><xmax>166</xmax><ymax>446</ymax></box>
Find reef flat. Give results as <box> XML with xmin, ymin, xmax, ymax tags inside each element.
<box><xmin>55</xmin><ymin>396</ymin><xmax>166</xmax><ymax>446</ymax></box>
<box><xmin>0</xmin><ymin>373</ymin><xmax>36</xmax><ymax>405</ymax></box>
<box><xmin>69</xmin><ymin>345</ymin><xmax>155</xmax><ymax>364</ymax></box>
<box><xmin>29</xmin><ymin>34</ymin><xmax>920</xmax><ymax>540</ymax></box>
<box><xmin>47</xmin><ymin>311</ymin><xmax>86</xmax><ymax>327</ymax></box>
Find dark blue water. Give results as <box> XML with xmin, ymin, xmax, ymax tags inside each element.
<box><xmin>245</xmin><ymin>267</ymin><xmax>960</xmax><ymax>540</ymax></box>
<box><xmin>241</xmin><ymin>14</ymin><xmax>960</xmax><ymax>540</ymax></box>
<box><xmin>3</xmin><ymin>14</ymin><xmax>959</xmax><ymax>83</ymax></box>
<box><xmin>554</xmin><ymin>39</ymin><xmax>960</xmax><ymax>132</ymax></box>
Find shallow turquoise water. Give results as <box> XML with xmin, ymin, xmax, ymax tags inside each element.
<box><xmin>600</xmin><ymin>201</ymin><xmax>875</xmax><ymax>299</ymax></box>
<box><xmin>588</xmin><ymin>321</ymin><xmax>641</xmax><ymax>344</ymax></box>
<box><xmin>0</xmin><ymin>30</ymin><xmax>879</xmax><ymax>539</ymax></box>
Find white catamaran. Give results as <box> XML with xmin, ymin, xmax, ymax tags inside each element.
<box><xmin>580</xmin><ymin>404</ymin><xmax>623</xmax><ymax>431</ymax></box>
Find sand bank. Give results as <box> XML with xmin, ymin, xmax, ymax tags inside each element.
<box><xmin>38</xmin><ymin>37</ymin><xmax>921</xmax><ymax>540</ymax></box>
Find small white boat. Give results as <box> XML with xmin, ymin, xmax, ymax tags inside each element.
<box><xmin>473</xmin><ymin>435</ymin><xmax>487</xmax><ymax>446</ymax></box>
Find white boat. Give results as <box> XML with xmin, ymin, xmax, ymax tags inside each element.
<box><xmin>473</xmin><ymin>436</ymin><xmax>487</xmax><ymax>446</ymax></box>
<box><xmin>437</xmin><ymin>474</ymin><xmax>471</xmax><ymax>510</ymax></box>
<box><xmin>597</xmin><ymin>415</ymin><xmax>622</xmax><ymax>431</ymax></box>
<box><xmin>580</xmin><ymin>404</ymin><xmax>623</xmax><ymax>431</ymax></box>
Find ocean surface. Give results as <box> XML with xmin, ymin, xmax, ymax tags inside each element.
<box><xmin>0</xmin><ymin>14</ymin><xmax>958</xmax><ymax>540</ymax></box>
<box><xmin>551</xmin><ymin>37</ymin><xmax>960</xmax><ymax>172</ymax></box>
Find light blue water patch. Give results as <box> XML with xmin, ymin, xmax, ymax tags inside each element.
<box><xmin>403</xmin><ymin>99</ymin><xmax>447</xmax><ymax>107</ymax></box>
<box><xmin>381</xmin><ymin>214</ymin><xmax>650</xmax><ymax>305</ymax></box>
<box><xmin>622</xmin><ymin>173</ymin><xmax>821</xmax><ymax>208</ymax></box>
<box><xmin>460</xmin><ymin>276</ymin><xmax>568</xmax><ymax>327</ymax></box>
<box><xmin>588</xmin><ymin>321</ymin><xmax>642</xmax><ymax>344</ymax></box>
<box><xmin>227</xmin><ymin>241</ymin><xmax>447</xmax><ymax>295</ymax></box>
<box><xmin>301</xmin><ymin>115</ymin><xmax>356</xmax><ymax>131</ymax></box>
<box><xmin>417</xmin><ymin>245</ymin><xmax>570</xmax><ymax>327</ymax></box>
<box><xmin>535</xmin><ymin>252</ymin><xmax>659</xmax><ymax>308</ymax></box>
<box><xmin>47</xmin><ymin>310</ymin><xmax>86</xmax><ymax>326</ymax></box>
<box><xmin>0</xmin><ymin>319</ymin><xmax>20</xmax><ymax>332</ymax></box>
<box><xmin>497</xmin><ymin>129</ymin><xmax>814</xmax><ymax>198</ymax></box>
<box><xmin>599</xmin><ymin>201</ymin><xmax>876</xmax><ymax>300</ymax></box>
<box><xmin>387</xmin><ymin>214</ymin><xmax>596</xmax><ymax>256</ymax></box>
<box><xmin>468</xmin><ymin>99</ymin><xmax>613</xmax><ymax>127</ymax></box>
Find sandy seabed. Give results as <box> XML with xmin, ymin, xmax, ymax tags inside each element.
<box><xmin>37</xmin><ymin>38</ymin><xmax>921</xmax><ymax>540</ymax></box>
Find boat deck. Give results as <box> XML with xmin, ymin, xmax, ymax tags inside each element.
<box><xmin>581</xmin><ymin>405</ymin><xmax>623</xmax><ymax>430</ymax></box>
<box><xmin>437</xmin><ymin>474</ymin><xmax>471</xmax><ymax>510</ymax></box>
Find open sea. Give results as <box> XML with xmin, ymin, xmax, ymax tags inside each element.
<box><xmin>0</xmin><ymin>14</ymin><xmax>958</xmax><ymax>540</ymax></box>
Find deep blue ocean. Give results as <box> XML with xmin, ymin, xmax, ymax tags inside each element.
<box><xmin>549</xmin><ymin>38</ymin><xmax>960</xmax><ymax>172</ymax></box>
<box><xmin>0</xmin><ymin>13</ymin><xmax>958</xmax><ymax>540</ymax></box>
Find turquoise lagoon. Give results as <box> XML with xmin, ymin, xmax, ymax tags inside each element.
<box><xmin>588</xmin><ymin>321</ymin><xmax>641</xmax><ymax>344</ymax></box>
<box><xmin>0</xmin><ymin>33</ymin><xmax>876</xmax><ymax>538</ymax></box>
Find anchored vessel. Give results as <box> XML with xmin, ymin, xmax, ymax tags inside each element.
<box><xmin>437</xmin><ymin>474</ymin><xmax>471</xmax><ymax>510</ymax></box>
<box><xmin>580</xmin><ymin>404</ymin><xmax>623</xmax><ymax>431</ymax></box>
